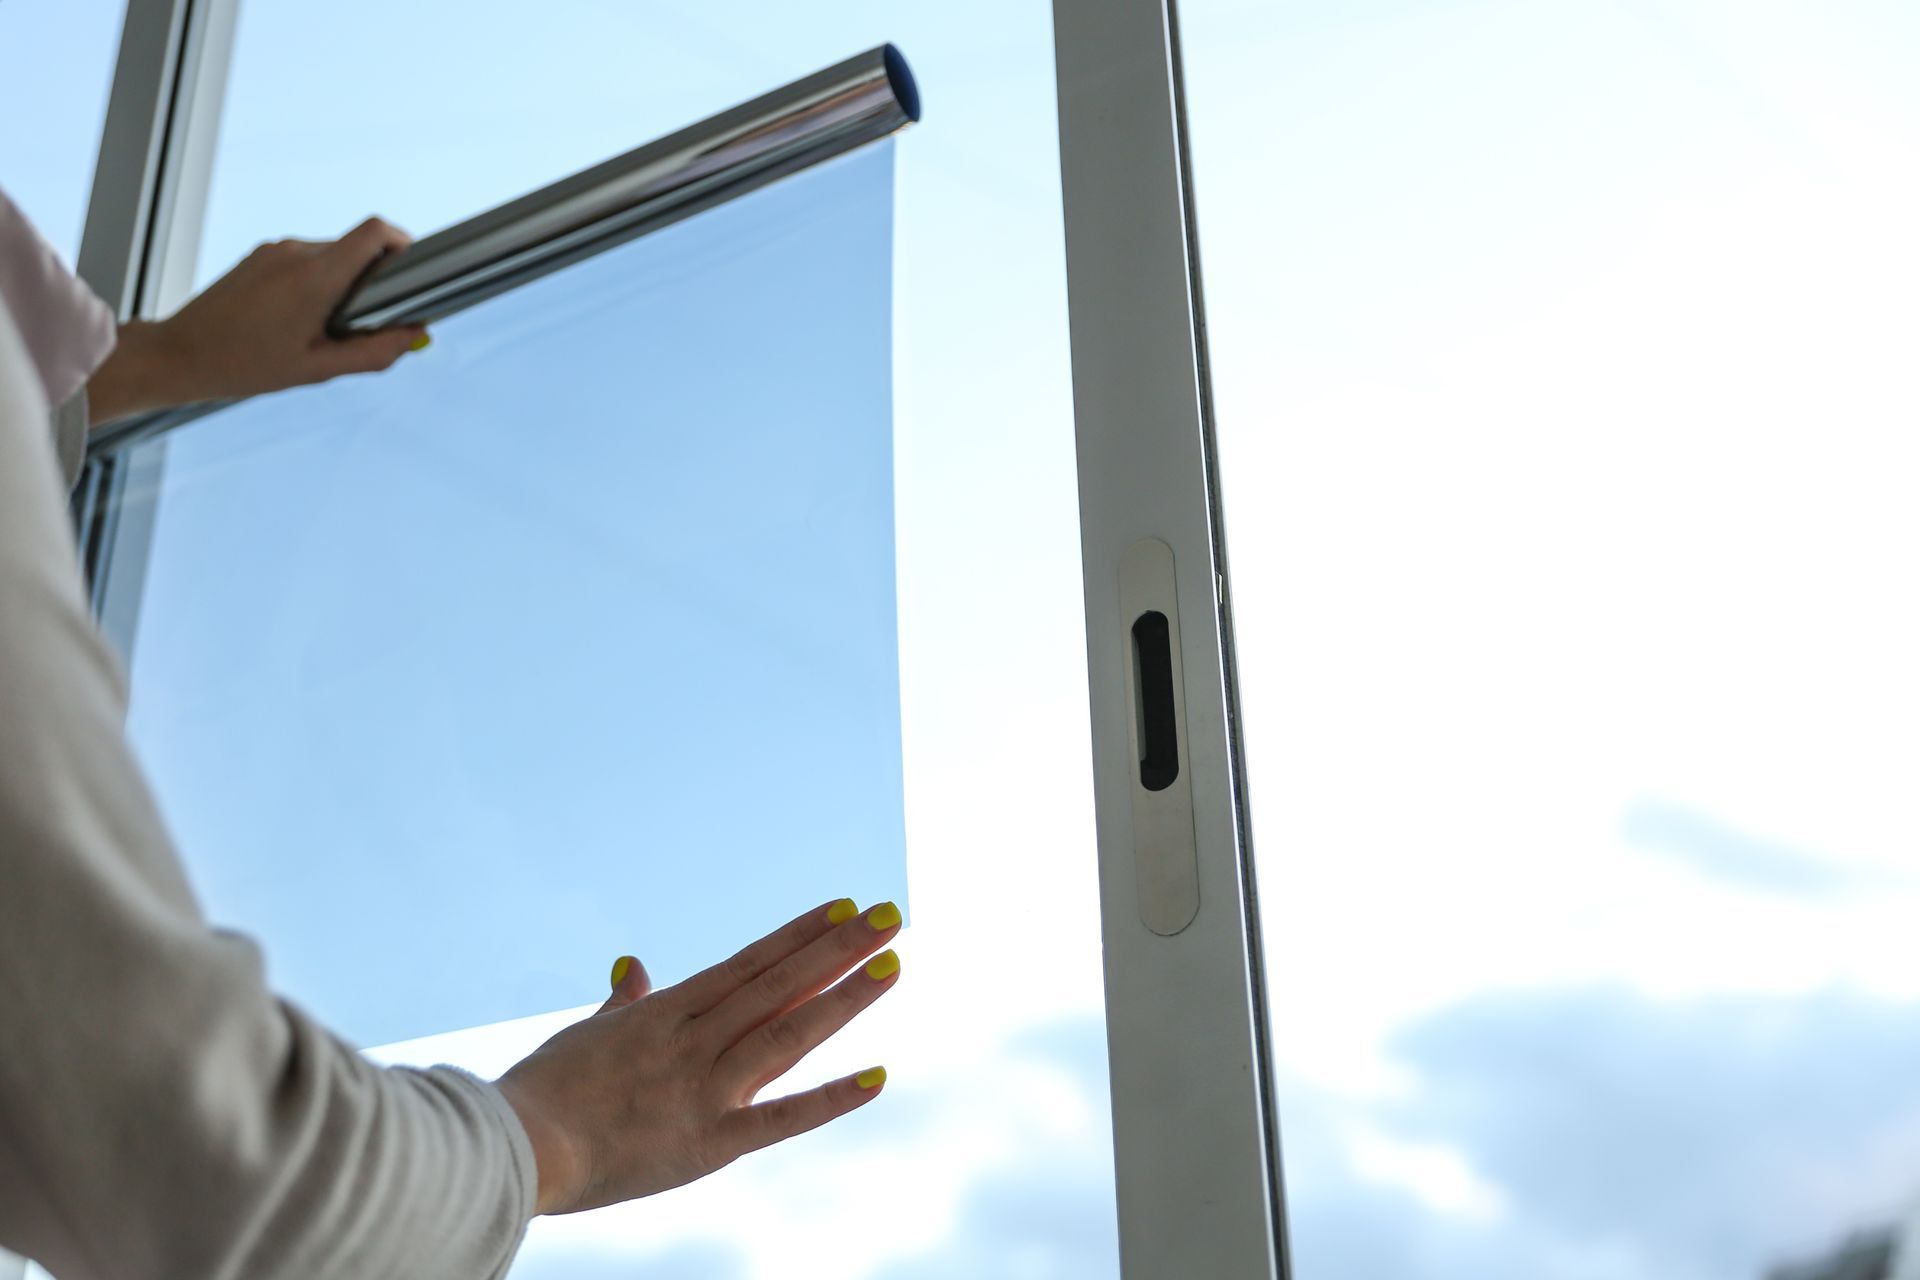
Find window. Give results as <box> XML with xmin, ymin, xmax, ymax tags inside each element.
<box><xmin>0</xmin><ymin>0</ymin><xmax>124</xmax><ymax>263</ymax></box>
<box><xmin>1183</xmin><ymin>3</ymin><xmax>1920</xmax><ymax>1276</ymax></box>
<box><xmin>75</xmin><ymin>2</ymin><xmax>1283</xmax><ymax>1275</ymax></box>
<box><xmin>98</xmin><ymin>6</ymin><xmax>1140</xmax><ymax>1273</ymax></box>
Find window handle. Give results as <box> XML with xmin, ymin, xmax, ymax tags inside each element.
<box><xmin>1118</xmin><ymin>538</ymin><xmax>1200</xmax><ymax>935</ymax></box>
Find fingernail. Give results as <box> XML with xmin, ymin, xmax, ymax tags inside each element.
<box><xmin>855</xmin><ymin>1066</ymin><xmax>887</xmax><ymax>1091</ymax></box>
<box><xmin>865</xmin><ymin>949</ymin><xmax>900</xmax><ymax>981</ymax></box>
<box><xmin>827</xmin><ymin>898</ymin><xmax>859</xmax><ymax>925</ymax></box>
<box><xmin>867</xmin><ymin>901</ymin><xmax>901</xmax><ymax>931</ymax></box>
<box><xmin>610</xmin><ymin>956</ymin><xmax>632</xmax><ymax>990</ymax></box>
<box><xmin>409</xmin><ymin>332</ymin><xmax>432</xmax><ymax>352</ymax></box>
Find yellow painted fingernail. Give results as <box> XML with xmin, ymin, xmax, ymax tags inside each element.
<box><xmin>610</xmin><ymin>956</ymin><xmax>632</xmax><ymax>990</ymax></box>
<box><xmin>409</xmin><ymin>332</ymin><xmax>432</xmax><ymax>352</ymax></box>
<box><xmin>856</xmin><ymin>1066</ymin><xmax>887</xmax><ymax>1090</ymax></box>
<box><xmin>865</xmin><ymin>949</ymin><xmax>900</xmax><ymax>981</ymax></box>
<box><xmin>867</xmin><ymin>901</ymin><xmax>901</xmax><ymax>931</ymax></box>
<box><xmin>827</xmin><ymin>898</ymin><xmax>859</xmax><ymax>925</ymax></box>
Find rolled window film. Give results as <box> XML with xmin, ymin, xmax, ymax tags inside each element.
<box><xmin>85</xmin><ymin>45</ymin><xmax>919</xmax><ymax>459</ymax></box>
<box><xmin>331</xmin><ymin>45</ymin><xmax>919</xmax><ymax>334</ymax></box>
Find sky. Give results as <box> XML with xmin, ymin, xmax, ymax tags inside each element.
<box><xmin>1179</xmin><ymin>1</ymin><xmax>1920</xmax><ymax>1276</ymax></box>
<box><xmin>4</xmin><ymin>1</ymin><xmax>1920</xmax><ymax>1278</ymax></box>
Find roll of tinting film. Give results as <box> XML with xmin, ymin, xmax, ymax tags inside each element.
<box><xmin>86</xmin><ymin>44</ymin><xmax>919</xmax><ymax>459</ymax></box>
<box><xmin>330</xmin><ymin>44</ymin><xmax>919</xmax><ymax>334</ymax></box>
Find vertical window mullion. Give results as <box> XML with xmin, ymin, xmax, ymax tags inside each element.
<box><xmin>70</xmin><ymin>0</ymin><xmax>239</xmax><ymax>658</ymax></box>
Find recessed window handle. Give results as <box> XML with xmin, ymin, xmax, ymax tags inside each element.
<box><xmin>1131</xmin><ymin>610</ymin><xmax>1180</xmax><ymax>792</ymax></box>
<box><xmin>1118</xmin><ymin>537</ymin><xmax>1198</xmax><ymax>935</ymax></box>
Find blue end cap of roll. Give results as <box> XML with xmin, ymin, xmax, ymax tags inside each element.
<box><xmin>883</xmin><ymin>44</ymin><xmax>922</xmax><ymax>122</ymax></box>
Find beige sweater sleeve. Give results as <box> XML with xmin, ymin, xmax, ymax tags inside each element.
<box><xmin>0</xmin><ymin>306</ymin><xmax>537</xmax><ymax>1278</ymax></box>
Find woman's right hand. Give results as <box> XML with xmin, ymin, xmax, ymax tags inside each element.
<box><xmin>494</xmin><ymin>898</ymin><xmax>902</xmax><ymax>1216</ymax></box>
<box><xmin>88</xmin><ymin>218</ymin><xmax>430</xmax><ymax>425</ymax></box>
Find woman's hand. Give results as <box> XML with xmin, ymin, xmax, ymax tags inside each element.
<box><xmin>87</xmin><ymin>217</ymin><xmax>430</xmax><ymax>425</ymax></box>
<box><xmin>495</xmin><ymin>898</ymin><xmax>902</xmax><ymax>1216</ymax></box>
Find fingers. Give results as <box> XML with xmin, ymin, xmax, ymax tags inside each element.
<box><xmin>663</xmin><ymin>898</ymin><xmax>859</xmax><ymax>1016</ymax></box>
<box><xmin>598</xmin><ymin>954</ymin><xmax>653</xmax><ymax>1015</ymax></box>
<box><xmin>309</xmin><ymin>325</ymin><xmax>428</xmax><ymax>378</ymax></box>
<box><xmin>697</xmin><ymin>902</ymin><xmax>901</xmax><ymax>1049</ymax></box>
<box><xmin>717</xmin><ymin>947</ymin><xmax>900</xmax><ymax>1092</ymax></box>
<box><xmin>719</xmin><ymin>1067</ymin><xmax>887</xmax><ymax>1161</ymax></box>
<box><xmin>317</xmin><ymin>215</ymin><xmax>413</xmax><ymax>292</ymax></box>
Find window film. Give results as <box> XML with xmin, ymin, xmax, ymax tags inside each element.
<box><xmin>123</xmin><ymin>146</ymin><xmax>908</xmax><ymax>1048</ymax></box>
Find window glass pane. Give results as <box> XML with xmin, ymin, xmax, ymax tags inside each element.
<box><xmin>198</xmin><ymin>5</ymin><xmax>799</xmax><ymax>280</ymax></box>
<box><xmin>122</xmin><ymin>3</ymin><xmax>1118</xmax><ymax>1274</ymax></box>
<box><xmin>0</xmin><ymin>0</ymin><xmax>124</xmax><ymax>263</ymax></box>
<box><xmin>1182</xmin><ymin>3</ymin><xmax>1920</xmax><ymax>1277</ymax></box>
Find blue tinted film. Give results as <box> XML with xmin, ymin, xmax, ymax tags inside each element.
<box><xmin>124</xmin><ymin>146</ymin><xmax>907</xmax><ymax>1046</ymax></box>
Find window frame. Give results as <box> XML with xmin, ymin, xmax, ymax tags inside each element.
<box><xmin>1053</xmin><ymin>0</ymin><xmax>1289</xmax><ymax>1273</ymax></box>
<box><xmin>71</xmin><ymin>0</ymin><xmax>237</xmax><ymax>662</ymax></box>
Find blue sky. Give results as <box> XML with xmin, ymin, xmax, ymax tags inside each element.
<box><xmin>6</xmin><ymin>2</ymin><xmax>1920</xmax><ymax>1278</ymax></box>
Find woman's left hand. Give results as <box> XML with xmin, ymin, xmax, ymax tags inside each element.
<box><xmin>88</xmin><ymin>216</ymin><xmax>431</xmax><ymax>425</ymax></box>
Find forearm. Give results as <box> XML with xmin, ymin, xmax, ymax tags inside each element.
<box><xmin>85</xmin><ymin>320</ymin><xmax>200</xmax><ymax>427</ymax></box>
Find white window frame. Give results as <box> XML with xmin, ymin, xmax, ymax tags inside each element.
<box><xmin>70</xmin><ymin>0</ymin><xmax>237</xmax><ymax>662</ymax></box>
<box><xmin>1054</xmin><ymin>0</ymin><xmax>1289</xmax><ymax>1273</ymax></box>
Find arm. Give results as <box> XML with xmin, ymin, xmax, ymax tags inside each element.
<box><xmin>0</xmin><ymin>303</ymin><xmax>531</xmax><ymax>1279</ymax></box>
